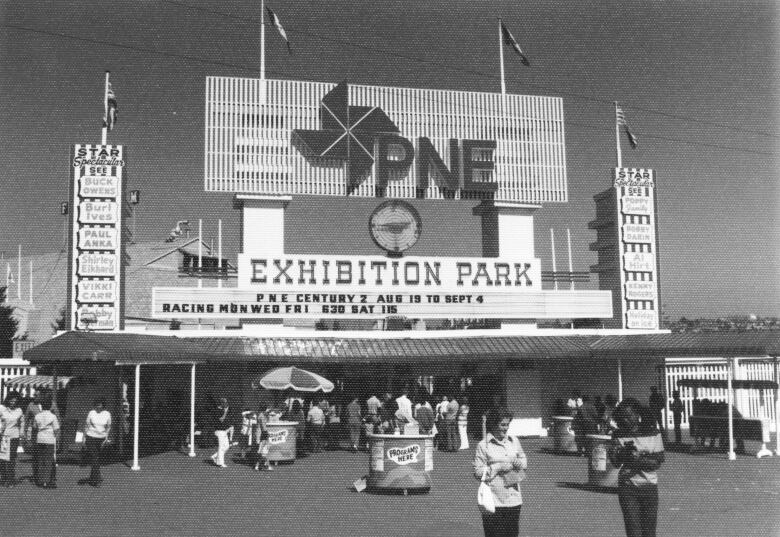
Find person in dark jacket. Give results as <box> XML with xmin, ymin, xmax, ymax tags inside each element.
<box><xmin>670</xmin><ymin>391</ymin><xmax>684</xmax><ymax>445</ymax></box>
<box><xmin>648</xmin><ymin>386</ymin><xmax>666</xmax><ymax>432</ymax></box>
<box><xmin>609</xmin><ymin>398</ymin><xmax>665</xmax><ymax>537</ymax></box>
<box><xmin>414</xmin><ymin>395</ymin><xmax>435</xmax><ymax>435</ymax></box>
<box><xmin>573</xmin><ymin>395</ymin><xmax>599</xmax><ymax>456</ymax></box>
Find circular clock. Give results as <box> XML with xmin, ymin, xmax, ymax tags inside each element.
<box><xmin>369</xmin><ymin>200</ymin><xmax>422</xmax><ymax>256</ymax></box>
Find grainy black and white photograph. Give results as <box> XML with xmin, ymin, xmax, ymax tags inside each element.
<box><xmin>0</xmin><ymin>1</ymin><xmax>778</xmax><ymax>536</ymax></box>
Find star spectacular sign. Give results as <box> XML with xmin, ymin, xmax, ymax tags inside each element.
<box><xmin>292</xmin><ymin>81</ymin><xmax>497</xmax><ymax>197</ymax></box>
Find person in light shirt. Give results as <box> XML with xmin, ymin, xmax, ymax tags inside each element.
<box><xmin>306</xmin><ymin>401</ymin><xmax>325</xmax><ymax>452</ymax></box>
<box><xmin>32</xmin><ymin>396</ymin><xmax>59</xmax><ymax>489</ymax></box>
<box><xmin>473</xmin><ymin>408</ymin><xmax>527</xmax><ymax>537</ymax></box>
<box><xmin>81</xmin><ymin>398</ymin><xmax>112</xmax><ymax>487</ymax></box>
<box><xmin>0</xmin><ymin>393</ymin><xmax>25</xmax><ymax>487</ymax></box>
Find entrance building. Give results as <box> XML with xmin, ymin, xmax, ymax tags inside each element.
<box><xmin>14</xmin><ymin>77</ymin><xmax>780</xmax><ymax>466</ymax></box>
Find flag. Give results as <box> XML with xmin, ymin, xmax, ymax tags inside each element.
<box><xmin>104</xmin><ymin>81</ymin><xmax>118</xmax><ymax>131</ymax></box>
<box><xmin>129</xmin><ymin>190</ymin><xmax>140</xmax><ymax>205</ymax></box>
<box><xmin>266</xmin><ymin>6</ymin><xmax>292</xmax><ymax>54</ymax></box>
<box><xmin>60</xmin><ymin>202</ymin><xmax>68</xmax><ymax>215</ymax></box>
<box><xmin>6</xmin><ymin>263</ymin><xmax>14</xmax><ymax>286</ymax></box>
<box><xmin>616</xmin><ymin>106</ymin><xmax>638</xmax><ymax>149</ymax></box>
<box><xmin>501</xmin><ymin>22</ymin><xmax>530</xmax><ymax>66</ymax></box>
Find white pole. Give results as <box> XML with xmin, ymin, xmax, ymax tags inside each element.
<box><xmin>615</xmin><ymin>101</ymin><xmax>622</xmax><ymax>169</ymax></box>
<box><xmin>566</xmin><ymin>228</ymin><xmax>574</xmax><ymax>291</ymax></box>
<box><xmin>774</xmin><ymin>357</ymin><xmax>779</xmax><ymax>456</ymax></box>
<box><xmin>102</xmin><ymin>71</ymin><xmax>109</xmax><ymax>145</ymax></box>
<box><xmin>189</xmin><ymin>363</ymin><xmax>196</xmax><ymax>457</ymax></box>
<box><xmin>617</xmin><ymin>357</ymin><xmax>624</xmax><ymax>402</ymax></box>
<box><xmin>17</xmin><ymin>245</ymin><xmax>21</xmax><ymax>300</ymax></box>
<box><xmin>260</xmin><ymin>0</ymin><xmax>267</xmax><ymax>104</ymax></box>
<box><xmin>198</xmin><ymin>219</ymin><xmax>203</xmax><ymax>289</ymax></box>
<box><xmin>132</xmin><ymin>364</ymin><xmax>141</xmax><ymax>470</ymax></box>
<box><xmin>498</xmin><ymin>18</ymin><xmax>507</xmax><ymax>96</ymax></box>
<box><xmin>29</xmin><ymin>259</ymin><xmax>33</xmax><ymax>306</ymax></box>
<box><xmin>727</xmin><ymin>357</ymin><xmax>736</xmax><ymax>460</ymax></box>
<box><xmin>550</xmin><ymin>229</ymin><xmax>558</xmax><ymax>291</ymax></box>
<box><xmin>218</xmin><ymin>219</ymin><xmax>223</xmax><ymax>289</ymax></box>
<box><xmin>260</xmin><ymin>0</ymin><xmax>266</xmax><ymax>81</ymax></box>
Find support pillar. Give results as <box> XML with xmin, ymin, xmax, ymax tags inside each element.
<box><xmin>189</xmin><ymin>363</ymin><xmax>197</xmax><ymax>457</ymax></box>
<box><xmin>132</xmin><ymin>364</ymin><xmax>141</xmax><ymax>471</ymax></box>
<box><xmin>775</xmin><ymin>356</ymin><xmax>779</xmax><ymax>456</ymax></box>
<box><xmin>727</xmin><ymin>357</ymin><xmax>736</xmax><ymax>461</ymax></box>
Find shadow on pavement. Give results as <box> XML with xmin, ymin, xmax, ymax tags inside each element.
<box><xmin>556</xmin><ymin>481</ymin><xmax>618</xmax><ymax>495</ymax></box>
<box><xmin>537</xmin><ymin>447</ymin><xmax>584</xmax><ymax>457</ymax></box>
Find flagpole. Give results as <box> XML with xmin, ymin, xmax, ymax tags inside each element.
<box><xmin>29</xmin><ymin>259</ymin><xmax>33</xmax><ymax>306</ymax></box>
<box><xmin>17</xmin><ymin>245</ymin><xmax>22</xmax><ymax>300</ymax></box>
<box><xmin>102</xmin><ymin>71</ymin><xmax>110</xmax><ymax>145</ymax></box>
<box><xmin>498</xmin><ymin>18</ymin><xmax>507</xmax><ymax>96</ymax></box>
<box><xmin>218</xmin><ymin>219</ymin><xmax>223</xmax><ymax>289</ymax></box>
<box><xmin>567</xmin><ymin>228</ymin><xmax>574</xmax><ymax>291</ymax></box>
<box><xmin>550</xmin><ymin>229</ymin><xmax>558</xmax><ymax>291</ymax></box>
<box><xmin>615</xmin><ymin>101</ymin><xmax>622</xmax><ymax>169</ymax></box>
<box><xmin>260</xmin><ymin>0</ymin><xmax>267</xmax><ymax>103</ymax></box>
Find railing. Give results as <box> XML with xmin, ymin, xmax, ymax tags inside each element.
<box><xmin>665</xmin><ymin>360</ymin><xmax>777</xmax><ymax>432</ymax></box>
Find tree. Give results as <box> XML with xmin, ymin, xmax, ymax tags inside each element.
<box><xmin>0</xmin><ymin>287</ymin><xmax>19</xmax><ymax>357</ymax></box>
<box><xmin>51</xmin><ymin>306</ymin><xmax>68</xmax><ymax>332</ymax></box>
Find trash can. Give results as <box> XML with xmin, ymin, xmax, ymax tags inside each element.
<box><xmin>550</xmin><ymin>416</ymin><xmax>577</xmax><ymax>453</ymax></box>
<box><xmin>265</xmin><ymin>421</ymin><xmax>298</xmax><ymax>462</ymax></box>
<box><xmin>367</xmin><ymin>433</ymin><xmax>434</xmax><ymax>493</ymax></box>
<box><xmin>586</xmin><ymin>434</ymin><xmax>618</xmax><ymax>487</ymax></box>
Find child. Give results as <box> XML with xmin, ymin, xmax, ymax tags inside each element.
<box><xmin>254</xmin><ymin>408</ymin><xmax>273</xmax><ymax>471</ymax></box>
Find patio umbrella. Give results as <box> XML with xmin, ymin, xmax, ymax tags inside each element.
<box><xmin>256</xmin><ymin>366</ymin><xmax>334</xmax><ymax>393</ymax></box>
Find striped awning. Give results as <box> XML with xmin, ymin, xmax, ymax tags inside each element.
<box><xmin>4</xmin><ymin>375</ymin><xmax>72</xmax><ymax>391</ymax></box>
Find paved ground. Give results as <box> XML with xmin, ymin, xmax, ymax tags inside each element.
<box><xmin>2</xmin><ymin>435</ymin><xmax>779</xmax><ymax>537</ymax></box>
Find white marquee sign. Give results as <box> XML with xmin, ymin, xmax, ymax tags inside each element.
<box><xmin>615</xmin><ymin>168</ymin><xmax>659</xmax><ymax>330</ymax></box>
<box><xmin>69</xmin><ymin>144</ymin><xmax>125</xmax><ymax>331</ymax></box>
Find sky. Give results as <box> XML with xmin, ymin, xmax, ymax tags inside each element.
<box><xmin>0</xmin><ymin>0</ymin><xmax>778</xmax><ymax>320</ymax></box>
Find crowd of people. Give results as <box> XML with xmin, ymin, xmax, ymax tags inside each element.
<box><xmin>198</xmin><ymin>388</ymin><xmax>475</xmax><ymax>471</ymax></box>
<box><xmin>689</xmin><ymin>396</ymin><xmax>745</xmax><ymax>453</ymax></box>
<box><xmin>0</xmin><ymin>392</ymin><xmax>111</xmax><ymax>489</ymax></box>
<box><xmin>475</xmin><ymin>396</ymin><xmax>666</xmax><ymax>537</ymax></box>
<box><xmin>554</xmin><ymin>392</ymin><xmax>621</xmax><ymax>455</ymax></box>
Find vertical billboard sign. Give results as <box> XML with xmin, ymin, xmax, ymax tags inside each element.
<box><xmin>68</xmin><ymin>145</ymin><xmax>126</xmax><ymax>330</ymax></box>
<box><xmin>614</xmin><ymin>168</ymin><xmax>659</xmax><ymax>329</ymax></box>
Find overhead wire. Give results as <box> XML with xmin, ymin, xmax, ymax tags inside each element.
<box><xmin>1</xmin><ymin>21</ymin><xmax>778</xmax><ymax>158</ymax></box>
<box><xmin>158</xmin><ymin>0</ymin><xmax>780</xmax><ymax>139</ymax></box>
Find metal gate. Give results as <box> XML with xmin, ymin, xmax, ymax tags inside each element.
<box><xmin>664</xmin><ymin>359</ymin><xmax>777</xmax><ymax>431</ymax></box>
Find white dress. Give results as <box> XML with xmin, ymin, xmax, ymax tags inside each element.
<box><xmin>458</xmin><ymin>405</ymin><xmax>469</xmax><ymax>450</ymax></box>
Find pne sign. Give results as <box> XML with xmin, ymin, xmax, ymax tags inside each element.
<box><xmin>374</xmin><ymin>135</ymin><xmax>497</xmax><ymax>195</ymax></box>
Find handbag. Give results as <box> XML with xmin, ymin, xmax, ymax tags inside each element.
<box><xmin>258</xmin><ymin>440</ymin><xmax>270</xmax><ymax>457</ymax></box>
<box><xmin>477</xmin><ymin>468</ymin><xmax>496</xmax><ymax>514</ymax></box>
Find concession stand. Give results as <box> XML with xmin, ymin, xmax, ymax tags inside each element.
<box><xmin>265</xmin><ymin>420</ymin><xmax>299</xmax><ymax>462</ymax></box>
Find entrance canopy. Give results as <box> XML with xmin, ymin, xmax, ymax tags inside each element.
<box><xmin>23</xmin><ymin>330</ymin><xmax>780</xmax><ymax>366</ymax></box>
<box><xmin>23</xmin><ymin>331</ymin><xmax>213</xmax><ymax>365</ymax></box>
<box><xmin>24</xmin><ymin>331</ymin><xmax>596</xmax><ymax>365</ymax></box>
<box><xmin>589</xmin><ymin>332</ymin><xmax>780</xmax><ymax>358</ymax></box>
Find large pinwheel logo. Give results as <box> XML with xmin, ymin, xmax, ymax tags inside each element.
<box><xmin>292</xmin><ymin>81</ymin><xmax>403</xmax><ymax>194</ymax></box>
